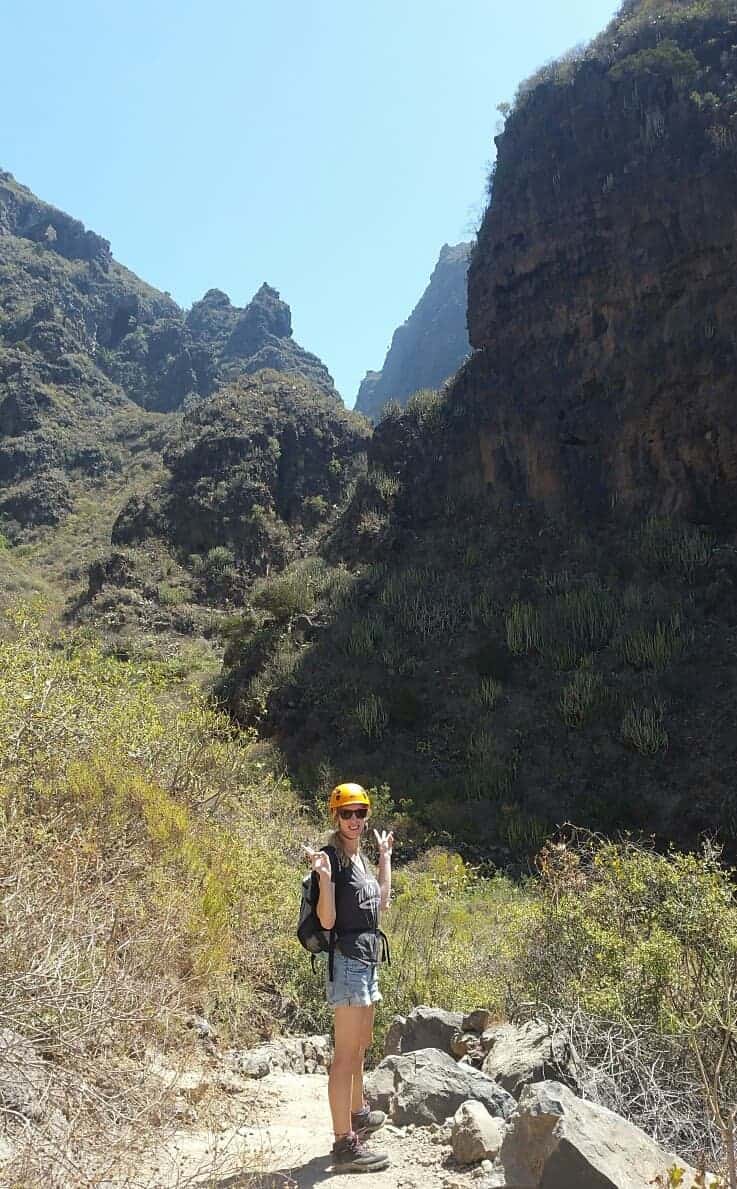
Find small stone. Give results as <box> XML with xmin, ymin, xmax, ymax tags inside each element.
<box><xmin>452</xmin><ymin>1100</ymin><xmax>507</xmax><ymax>1165</ymax></box>
<box><xmin>215</xmin><ymin>1069</ymin><xmax>248</xmax><ymax>1095</ymax></box>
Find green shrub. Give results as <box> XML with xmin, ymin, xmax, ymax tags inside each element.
<box><xmin>372</xmin><ymin>852</ymin><xmax>532</xmax><ymax>1061</ymax></box>
<box><xmin>528</xmin><ymin>834</ymin><xmax>737</xmax><ymax>1027</ymax></box>
<box><xmin>464</xmin><ymin>732</ymin><xmax>519</xmax><ymax>802</ymax></box>
<box><xmin>476</xmin><ymin>677</ymin><xmax>503</xmax><ymax>708</ymax></box>
<box><xmin>355</xmin><ymin>693</ymin><xmax>388</xmax><ymax>739</ymax></box>
<box><xmin>369</xmin><ymin>469</ymin><xmax>400</xmax><ymax>502</ymax></box>
<box><xmin>622</xmin><ymin>699</ymin><xmax>668</xmax><ymax>755</ymax></box>
<box><xmin>559</xmin><ymin>667</ymin><xmax>604</xmax><ymax>727</ymax></box>
<box><xmin>345</xmin><ymin>617</ymin><xmax>383</xmax><ymax>657</ymax></box>
<box><xmin>619</xmin><ymin>614</ymin><xmax>683</xmax><ymax>670</ymax></box>
<box><xmin>638</xmin><ymin>517</ymin><xmax>712</xmax><ymax>580</ymax></box>
<box><xmin>302</xmin><ymin>494</ymin><xmax>329</xmax><ymax>527</ymax></box>
<box><xmin>204</xmin><ymin>545</ymin><xmax>235</xmax><ymax>574</ymax></box>
<box><xmin>608</xmin><ymin>40</ymin><xmax>699</xmax><ymax>85</ymax></box>
<box><xmin>506</xmin><ymin>602</ymin><xmax>543</xmax><ymax>654</ymax></box>
<box><xmin>157</xmin><ymin>582</ymin><xmax>185</xmax><ymax>606</ymax></box>
<box><xmin>252</xmin><ymin>558</ymin><xmax>326</xmax><ymax>622</ymax></box>
<box><xmin>545</xmin><ymin>585</ymin><xmax>623</xmax><ymax>663</ymax></box>
<box><xmin>405</xmin><ymin>387</ymin><xmax>443</xmax><ymax>429</ymax></box>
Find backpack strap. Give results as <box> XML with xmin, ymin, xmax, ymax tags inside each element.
<box><xmin>378</xmin><ymin>929</ymin><xmax>391</xmax><ymax>967</ymax></box>
<box><xmin>323</xmin><ymin>846</ymin><xmax>339</xmax><ymax>981</ymax></box>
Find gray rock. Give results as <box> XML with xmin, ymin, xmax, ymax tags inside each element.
<box><xmin>383</xmin><ymin>1006</ymin><xmax>464</xmax><ymax>1057</ymax></box>
<box><xmin>451</xmin><ymin>1031</ymin><xmax>485</xmax><ymax>1063</ymax></box>
<box><xmin>383</xmin><ymin>1015</ymin><xmax>406</xmax><ymax>1057</ymax></box>
<box><xmin>481</xmin><ymin>1019</ymin><xmax>579</xmax><ymax>1098</ymax></box>
<box><xmin>0</xmin><ymin>1028</ymin><xmax>48</xmax><ymax>1123</ymax></box>
<box><xmin>365</xmin><ymin>1047</ymin><xmax>515</xmax><ymax>1127</ymax></box>
<box><xmin>228</xmin><ymin>1035</ymin><xmax>331</xmax><ymax>1079</ymax></box>
<box><xmin>497</xmin><ymin>1081</ymin><xmax>716</xmax><ymax>1189</ymax></box>
<box><xmin>452</xmin><ymin>1100</ymin><xmax>507</xmax><ymax>1165</ymax></box>
<box><xmin>463</xmin><ymin>1009</ymin><xmax>494</xmax><ymax>1034</ymax></box>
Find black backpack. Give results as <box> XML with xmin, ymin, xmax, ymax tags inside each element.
<box><xmin>297</xmin><ymin>846</ymin><xmax>337</xmax><ymax>968</ymax></box>
<box><xmin>297</xmin><ymin>846</ymin><xmax>391</xmax><ymax>978</ymax></box>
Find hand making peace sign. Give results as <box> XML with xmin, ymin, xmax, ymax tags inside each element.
<box><xmin>373</xmin><ymin>828</ymin><xmax>394</xmax><ymax>856</ymax></box>
<box><xmin>302</xmin><ymin>845</ymin><xmax>332</xmax><ymax>879</ymax></box>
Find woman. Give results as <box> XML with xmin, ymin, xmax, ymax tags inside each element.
<box><xmin>304</xmin><ymin>782</ymin><xmax>394</xmax><ymax>1173</ymax></box>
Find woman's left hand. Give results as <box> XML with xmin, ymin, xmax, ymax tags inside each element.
<box><xmin>373</xmin><ymin>828</ymin><xmax>394</xmax><ymax>856</ymax></box>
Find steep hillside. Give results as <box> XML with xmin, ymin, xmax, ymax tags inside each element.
<box><xmin>110</xmin><ymin>370</ymin><xmax>369</xmax><ymax>574</ymax></box>
<box><xmin>218</xmin><ymin>0</ymin><xmax>737</xmax><ymax>860</ymax></box>
<box><xmin>355</xmin><ymin>243</ymin><xmax>471</xmax><ymax>421</ymax></box>
<box><xmin>0</xmin><ymin>171</ymin><xmax>339</xmax><ymax>547</ymax></box>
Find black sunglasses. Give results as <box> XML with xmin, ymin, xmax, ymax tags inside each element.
<box><xmin>338</xmin><ymin>806</ymin><xmax>369</xmax><ymax>820</ymax></box>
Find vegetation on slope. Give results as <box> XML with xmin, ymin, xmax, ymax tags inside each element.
<box><xmin>217</xmin><ymin>391</ymin><xmax>737</xmax><ymax>859</ymax></box>
<box><xmin>3</xmin><ymin>604</ymin><xmax>737</xmax><ymax>1177</ymax></box>
<box><xmin>509</xmin><ymin>0</ymin><xmax>737</xmax><ymax>122</ymax></box>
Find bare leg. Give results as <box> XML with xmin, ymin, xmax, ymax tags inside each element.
<box><xmin>329</xmin><ymin>1006</ymin><xmax>373</xmax><ymax>1136</ymax></box>
<box><xmin>350</xmin><ymin>1004</ymin><xmax>375</xmax><ymax>1113</ymax></box>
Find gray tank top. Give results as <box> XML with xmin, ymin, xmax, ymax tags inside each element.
<box><xmin>325</xmin><ymin>846</ymin><xmax>382</xmax><ymax>965</ymax></box>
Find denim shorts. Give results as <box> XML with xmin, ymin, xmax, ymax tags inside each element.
<box><xmin>324</xmin><ymin>951</ymin><xmax>382</xmax><ymax>1009</ymax></box>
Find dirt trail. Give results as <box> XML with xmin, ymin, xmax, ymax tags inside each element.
<box><xmin>137</xmin><ymin>1071</ymin><xmax>479</xmax><ymax>1189</ymax></box>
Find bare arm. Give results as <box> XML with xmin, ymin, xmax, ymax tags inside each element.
<box><xmin>317</xmin><ymin>869</ymin><xmax>336</xmax><ymax>929</ymax></box>
<box><xmin>303</xmin><ymin>847</ymin><xmax>336</xmax><ymax>929</ymax></box>
<box><xmin>374</xmin><ymin>830</ymin><xmax>394</xmax><ymax>911</ymax></box>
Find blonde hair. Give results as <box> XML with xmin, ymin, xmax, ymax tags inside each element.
<box><xmin>326</xmin><ymin>817</ymin><xmax>375</xmax><ymax>876</ymax></box>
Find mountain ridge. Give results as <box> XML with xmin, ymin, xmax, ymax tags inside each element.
<box><xmin>355</xmin><ymin>241</ymin><xmax>471</xmax><ymax>421</ymax></box>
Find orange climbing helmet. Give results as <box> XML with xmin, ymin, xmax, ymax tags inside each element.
<box><xmin>328</xmin><ymin>782</ymin><xmax>371</xmax><ymax>814</ymax></box>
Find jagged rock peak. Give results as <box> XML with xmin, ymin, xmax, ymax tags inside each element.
<box><xmin>0</xmin><ymin>169</ymin><xmax>111</xmax><ymax>266</ymax></box>
<box><xmin>355</xmin><ymin>241</ymin><xmax>471</xmax><ymax>421</ymax></box>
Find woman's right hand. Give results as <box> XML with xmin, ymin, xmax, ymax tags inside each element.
<box><xmin>303</xmin><ymin>845</ymin><xmax>332</xmax><ymax>879</ymax></box>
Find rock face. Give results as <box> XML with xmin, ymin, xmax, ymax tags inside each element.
<box><xmin>496</xmin><ymin>1081</ymin><xmax>714</xmax><ymax>1189</ymax></box>
<box><xmin>229</xmin><ymin>2</ymin><xmax>737</xmax><ymax>858</ymax></box>
<box><xmin>355</xmin><ymin>242</ymin><xmax>471</xmax><ymax>421</ymax></box>
<box><xmin>0</xmin><ymin>170</ymin><xmax>339</xmax><ymax>536</ymax></box>
<box><xmin>464</xmin><ymin>4</ymin><xmax>737</xmax><ymax>526</ymax></box>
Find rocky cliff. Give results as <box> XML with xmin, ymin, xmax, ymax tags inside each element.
<box><xmin>219</xmin><ymin>1</ymin><xmax>737</xmax><ymax>860</ymax></box>
<box><xmin>355</xmin><ymin>242</ymin><xmax>471</xmax><ymax>421</ymax></box>
<box><xmin>0</xmin><ymin>171</ymin><xmax>339</xmax><ymax>537</ymax></box>
<box><xmin>465</xmin><ymin>0</ymin><xmax>737</xmax><ymax>524</ymax></box>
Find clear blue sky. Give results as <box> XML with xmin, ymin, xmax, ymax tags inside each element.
<box><xmin>1</xmin><ymin>0</ymin><xmax>618</xmax><ymax>405</ymax></box>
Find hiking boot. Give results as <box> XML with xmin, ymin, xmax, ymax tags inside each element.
<box><xmin>332</xmin><ymin>1131</ymin><xmax>390</xmax><ymax>1173</ymax></box>
<box><xmin>351</xmin><ymin>1104</ymin><xmax>387</xmax><ymax>1136</ymax></box>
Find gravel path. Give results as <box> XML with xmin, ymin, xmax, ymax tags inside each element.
<box><xmin>137</xmin><ymin>1071</ymin><xmax>482</xmax><ymax>1189</ymax></box>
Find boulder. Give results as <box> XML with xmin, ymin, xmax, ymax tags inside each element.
<box><xmin>382</xmin><ymin>1006</ymin><xmax>464</xmax><ymax>1057</ymax></box>
<box><xmin>228</xmin><ymin>1035</ymin><xmax>331</xmax><ymax>1079</ymax></box>
<box><xmin>452</xmin><ymin>1100</ymin><xmax>507</xmax><ymax>1165</ymax></box>
<box><xmin>365</xmin><ymin>1047</ymin><xmax>515</xmax><ymax>1127</ymax></box>
<box><xmin>497</xmin><ymin>1081</ymin><xmax>717</xmax><ymax>1189</ymax></box>
<box><xmin>0</xmin><ymin>1028</ymin><xmax>49</xmax><ymax>1124</ymax></box>
<box><xmin>481</xmin><ymin>1020</ymin><xmax>579</xmax><ymax>1098</ymax></box>
<box><xmin>463</xmin><ymin>1009</ymin><xmax>494</xmax><ymax>1033</ymax></box>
